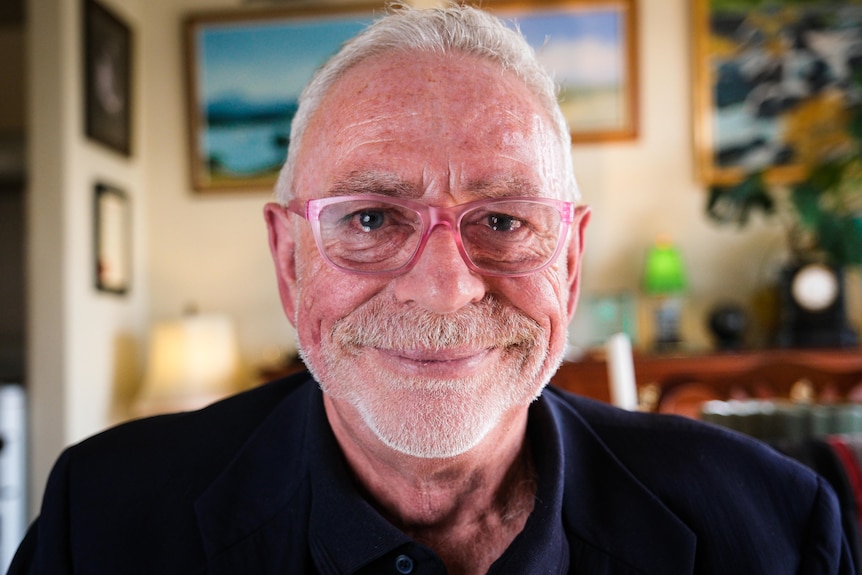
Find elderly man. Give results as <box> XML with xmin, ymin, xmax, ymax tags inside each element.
<box><xmin>10</xmin><ymin>4</ymin><xmax>854</xmax><ymax>575</ymax></box>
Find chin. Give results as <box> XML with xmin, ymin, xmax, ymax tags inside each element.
<box><xmin>319</xmin><ymin>347</ymin><xmax>551</xmax><ymax>458</ymax></box>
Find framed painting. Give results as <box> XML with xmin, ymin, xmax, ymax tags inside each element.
<box><xmin>84</xmin><ymin>0</ymin><xmax>133</xmax><ymax>156</ymax></box>
<box><xmin>693</xmin><ymin>0</ymin><xmax>862</xmax><ymax>185</ymax></box>
<box><xmin>479</xmin><ymin>0</ymin><xmax>639</xmax><ymax>143</ymax></box>
<box><xmin>184</xmin><ymin>5</ymin><xmax>381</xmax><ymax>192</ymax></box>
<box><xmin>94</xmin><ymin>183</ymin><xmax>131</xmax><ymax>295</ymax></box>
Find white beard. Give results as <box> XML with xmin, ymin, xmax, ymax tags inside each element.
<box><xmin>342</xmin><ymin>364</ymin><xmax>537</xmax><ymax>458</ymax></box>
<box><xmin>300</xmin><ymin>295</ymin><xmax>555</xmax><ymax>458</ymax></box>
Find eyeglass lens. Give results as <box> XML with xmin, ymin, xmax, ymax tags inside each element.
<box><xmin>314</xmin><ymin>198</ymin><xmax>564</xmax><ymax>275</ymax></box>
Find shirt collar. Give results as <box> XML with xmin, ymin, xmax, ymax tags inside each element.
<box><xmin>307</xmin><ymin>392</ymin><xmax>570</xmax><ymax>574</ymax></box>
<box><xmin>487</xmin><ymin>397</ymin><xmax>570</xmax><ymax>573</ymax></box>
<box><xmin>306</xmin><ymin>391</ymin><xmax>419</xmax><ymax>572</ymax></box>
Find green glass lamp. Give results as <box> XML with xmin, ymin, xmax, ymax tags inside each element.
<box><xmin>643</xmin><ymin>237</ymin><xmax>687</xmax><ymax>350</ymax></box>
<box><xmin>643</xmin><ymin>239</ymin><xmax>687</xmax><ymax>296</ymax></box>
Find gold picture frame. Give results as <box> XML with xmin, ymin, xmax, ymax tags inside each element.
<box><xmin>693</xmin><ymin>0</ymin><xmax>862</xmax><ymax>185</ymax></box>
<box><xmin>184</xmin><ymin>4</ymin><xmax>381</xmax><ymax>193</ymax></box>
<box><xmin>479</xmin><ymin>0</ymin><xmax>639</xmax><ymax>143</ymax></box>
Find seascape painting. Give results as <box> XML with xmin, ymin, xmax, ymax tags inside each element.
<box><xmin>487</xmin><ymin>0</ymin><xmax>638</xmax><ymax>142</ymax></box>
<box><xmin>185</xmin><ymin>8</ymin><xmax>376</xmax><ymax>191</ymax></box>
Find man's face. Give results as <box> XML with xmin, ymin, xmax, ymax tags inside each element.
<box><xmin>266</xmin><ymin>51</ymin><xmax>589</xmax><ymax>458</ymax></box>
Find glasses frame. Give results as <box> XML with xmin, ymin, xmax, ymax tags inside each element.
<box><xmin>287</xmin><ymin>194</ymin><xmax>578</xmax><ymax>277</ymax></box>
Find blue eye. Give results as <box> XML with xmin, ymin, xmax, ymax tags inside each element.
<box><xmin>357</xmin><ymin>210</ymin><xmax>386</xmax><ymax>231</ymax></box>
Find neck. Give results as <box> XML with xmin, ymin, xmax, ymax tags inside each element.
<box><xmin>324</xmin><ymin>394</ymin><xmax>537</xmax><ymax>575</ymax></box>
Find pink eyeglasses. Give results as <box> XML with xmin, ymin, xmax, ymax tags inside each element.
<box><xmin>287</xmin><ymin>194</ymin><xmax>578</xmax><ymax>277</ymax></box>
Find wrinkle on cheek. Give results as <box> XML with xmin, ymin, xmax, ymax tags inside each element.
<box><xmin>534</xmin><ymin>279</ymin><xmax>568</xmax><ymax>318</ymax></box>
<box><xmin>522</xmin><ymin>268</ymin><xmax>570</xmax><ymax>330</ymax></box>
<box><xmin>293</xmin><ymin>242</ymin><xmax>328</xmax><ymax>347</ymax></box>
<box><xmin>295</xmin><ymin>278</ymin><xmax>320</xmax><ymax>347</ymax></box>
<box><xmin>499</xmin><ymin>264</ymin><xmax>565</xmax><ymax>311</ymax></box>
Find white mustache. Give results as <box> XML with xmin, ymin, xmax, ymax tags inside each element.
<box><xmin>331</xmin><ymin>296</ymin><xmax>544</xmax><ymax>353</ymax></box>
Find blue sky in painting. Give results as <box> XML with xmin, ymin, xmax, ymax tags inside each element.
<box><xmin>515</xmin><ymin>9</ymin><xmax>619</xmax><ymax>44</ymax></box>
<box><xmin>198</xmin><ymin>16</ymin><xmax>371</xmax><ymax>105</ymax></box>
<box><xmin>502</xmin><ymin>7</ymin><xmax>623</xmax><ymax>88</ymax></box>
<box><xmin>195</xmin><ymin>7</ymin><xmax>623</xmax><ymax>107</ymax></box>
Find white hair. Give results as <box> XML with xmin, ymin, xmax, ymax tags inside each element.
<box><xmin>274</xmin><ymin>2</ymin><xmax>579</xmax><ymax>203</ymax></box>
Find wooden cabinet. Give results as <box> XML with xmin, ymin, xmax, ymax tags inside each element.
<box><xmin>550</xmin><ymin>348</ymin><xmax>862</xmax><ymax>416</ymax></box>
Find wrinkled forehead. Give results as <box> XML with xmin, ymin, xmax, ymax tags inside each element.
<box><xmin>292</xmin><ymin>51</ymin><xmax>568</xmax><ymax>202</ymax></box>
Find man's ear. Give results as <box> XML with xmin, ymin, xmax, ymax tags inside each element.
<box><xmin>565</xmin><ymin>206</ymin><xmax>591</xmax><ymax>321</ymax></box>
<box><xmin>264</xmin><ymin>203</ymin><xmax>299</xmax><ymax>327</ymax></box>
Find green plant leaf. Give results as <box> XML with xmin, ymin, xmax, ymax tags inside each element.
<box><xmin>791</xmin><ymin>182</ymin><xmax>822</xmax><ymax>230</ymax></box>
<box><xmin>817</xmin><ymin>213</ymin><xmax>844</xmax><ymax>264</ymax></box>
<box><xmin>817</xmin><ymin>214</ymin><xmax>862</xmax><ymax>267</ymax></box>
<box><xmin>807</xmin><ymin>160</ymin><xmax>847</xmax><ymax>191</ymax></box>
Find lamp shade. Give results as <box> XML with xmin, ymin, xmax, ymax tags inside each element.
<box><xmin>135</xmin><ymin>314</ymin><xmax>242</xmax><ymax>415</ymax></box>
<box><xmin>643</xmin><ymin>238</ymin><xmax>687</xmax><ymax>295</ymax></box>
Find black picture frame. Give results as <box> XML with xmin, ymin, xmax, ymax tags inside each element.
<box><xmin>94</xmin><ymin>182</ymin><xmax>131</xmax><ymax>295</ymax></box>
<box><xmin>84</xmin><ymin>0</ymin><xmax>132</xmax><ymax>156</ymax></box>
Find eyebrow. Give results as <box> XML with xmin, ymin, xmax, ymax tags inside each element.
<box><xmin>465</xmin><ymin>176</ymin><xmax>542</xmax><ymax>199</ymax></box>
<box><xmin>327</xmin><ymin>171</ymin><xmax>419</xmax><ymax>199</ymax></box>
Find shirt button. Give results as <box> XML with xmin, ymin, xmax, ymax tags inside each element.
<box><xmin>394</xmin><ymin>553</ymin><xmax>414</xmax><ymax>574</ymax></box>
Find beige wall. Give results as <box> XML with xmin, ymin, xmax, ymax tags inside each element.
<box><xmin>25</xmin><ymin>0</ymin><xmax>862</xmax><ymax>512</ymax></box>
<box><xmin>143</xmin><ymin>0</ymin><xmax>294</xmax><ymax>375</ymax></box>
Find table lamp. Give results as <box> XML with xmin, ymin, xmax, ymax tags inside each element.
<box><xmin>643</xmin><ymin>236</ymin><xmax>687</xmax><ymax>351</ymax></box>
<box><xmin>134</xmin><ymin>313</ymin><xmax>243</xmax><ymax>416</ymax></box>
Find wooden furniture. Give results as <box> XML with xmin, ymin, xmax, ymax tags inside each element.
<box><xmin>550</xmin><ymin>348</ymin><xmax>862</xmax><ymax>418</ymax></box>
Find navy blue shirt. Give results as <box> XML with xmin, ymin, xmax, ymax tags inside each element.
<box><xmin>10</xmin><ymin>373</ymin><xmax>854</xmax><ymax>574</ymax></box>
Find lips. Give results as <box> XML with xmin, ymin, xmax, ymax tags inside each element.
<box><xmin>373</xmin><ymin>346</ymin><xmax>494</xmax><ymax>377</ymax></box>
<box><xmin>395</xmin><ymin>346</ymin><xmax>490</xmax><ymax>361</ymax></box>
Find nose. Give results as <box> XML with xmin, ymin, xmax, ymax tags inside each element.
<box><xmin>392</xmin><ymin>224</ymin><xmax>487</xmax><ymax>314</ymax></box>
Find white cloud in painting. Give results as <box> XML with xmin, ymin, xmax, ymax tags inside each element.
<box><xmin>537</xmin><ymin>37</ymin><xmax>621</xmax><ymax>88</ymax></box>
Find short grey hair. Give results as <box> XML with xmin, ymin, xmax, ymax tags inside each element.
<box><xmin>274</xmin><ymin>2</ymin><xmax>579</xmax><ymax>203</ymax></box>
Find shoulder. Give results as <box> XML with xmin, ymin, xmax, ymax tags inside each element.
<box><xmin>543</xmin><ymin>385</ymin><xmax>811</xmax><ymax>484</ymax></box>
<box><xmin>18</xmin><ymin>374</ymin><xmax>320</xmax><ymax>573</ymax></box>
<box><xmin>542</xmin><ymin>387</ymin><xmax>851</xmax><ymax>572</ymax></box>
<box><xmin>541</xmin><ymin>387</ymin><xmax>854</xmax><ymax>572</ymax></box>
<box><xmin>61</xmin><ymin>373</ymin><xmax>317</xmax><ymax>498</ymax></box>
<box><xmin>80</xmin><ymin>372</ymin><xmax>313</xmax><ymax>444</ymax></box>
